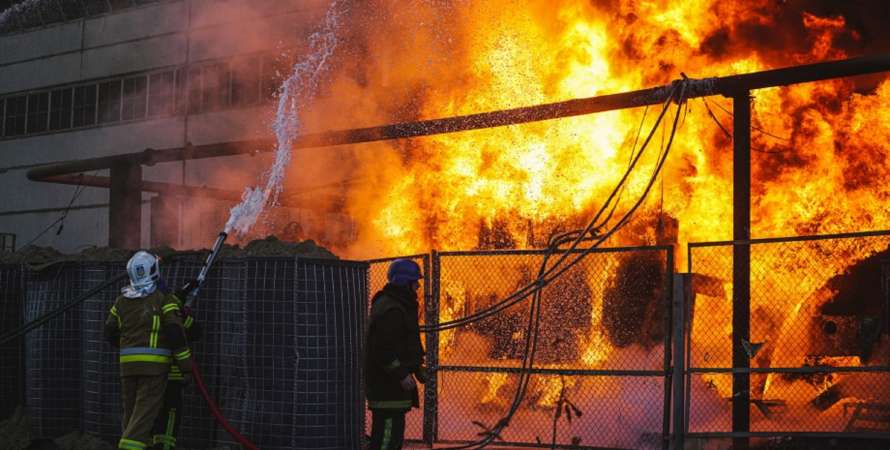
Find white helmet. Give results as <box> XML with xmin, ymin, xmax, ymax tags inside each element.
<box><xmin>122</xmin><ymin>251</ymin><xmax>160</xmax><ymax>298</ymax></box>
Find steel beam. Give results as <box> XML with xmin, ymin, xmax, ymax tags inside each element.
<box><xmin>109</xmin><ymin>162</ymin><xmax>142</xmax><ymax>249</ymax></box>
<box><xmin>731</xmin><ymin>92</ymin><xmax>752</xmax><ymax>450</ymax></box>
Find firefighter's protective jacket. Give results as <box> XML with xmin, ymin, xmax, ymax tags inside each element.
<box><xmin>365</xmin><ymin>283</ymin><xmax>425</xmax><ymax>410</ymax></box>
<box><xmin>104</xmin><ymin>291</ymin><xmax>194</xmax><ymax>377</ymax></box>
<box><xmin>167</xmin><ymin>295</ymin><xmax>201</xmax><ymax>381</ymax></box>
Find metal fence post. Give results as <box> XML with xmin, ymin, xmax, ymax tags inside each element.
<box><xmin>661</xmin><ymin>248</ymin><xmax>675</xmax><ymax>450</ymax></box>
<box><xmin>423</xmin><ymin>251</ymin><xmax>439</xmax><ymax>445</ymax></box>
<box><xmin>731</xmin><ymin>90</ymin><xmax>752</xmax><ymax>450</ymax></box>
<box><xmin>672</xmin><ymin>272</ymin><xmax>690</xmax><ymax>450</ymax></box>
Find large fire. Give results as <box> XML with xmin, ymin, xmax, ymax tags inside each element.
<box><xmin>288</xmin><ymin>0</ymin><xmax>890</xmax><ymax>260</ymax></box>
<box><xmin>266</xmin><ymin>0</ymin><xmax>890</xmax><ymax>443</ymax></box>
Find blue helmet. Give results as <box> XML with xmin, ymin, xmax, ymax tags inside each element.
<box><xmin>387</xmin><ymin>259</ymin><xmax>422</xmax><ymax>286</ymax></box>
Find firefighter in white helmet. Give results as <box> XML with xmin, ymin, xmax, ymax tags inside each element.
<box><xmin>104</xmin><ymin>251</ymin><xmax>194</xmax><ymax>450</ymax></box>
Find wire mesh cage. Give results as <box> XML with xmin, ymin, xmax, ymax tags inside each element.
<box><xmin>80</xmin><ymin>261</ymin><xmax>127</xmax><ymax>441</ymax></box>
<box><xmin>687</xmin><ymin>230</ymin><xmax>890</xmax><ymax>438</ymax></box>
<box><xmin>0</xmin><ymin>263</ymin><xmax>24</xmax><ymax>420</ymax></box>
<box><xmin>2</xmin><ymin>255</ymin><xmax>367</xmax><ymax>450</ymax></box>
<box><xmin>23</xmin><ymin>262</ymin><xmax>88</xmax><ymax>437</ymax></box>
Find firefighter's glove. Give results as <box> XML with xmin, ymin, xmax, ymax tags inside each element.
<box><xmin>181</xmin><ymin>373</ymin><xmax>194</xmax><ymax>388</ymax></box>
<box><xmin>400</xmin><ymin>374</ymin><xmax>417</xmax><ymax>392</ymax></box>
<box><xmin>175</xmin><ymin>279</ymin><xmax>199</xmax><ymax>300</ymax></box>
<box><xmin>414</xmin><ymin>366</ymin><xmax>428</xmax><ymax>384</ymax></box>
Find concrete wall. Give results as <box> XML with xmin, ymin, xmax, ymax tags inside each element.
<box><xmin>0</xmin><ymin>0</ymin><xmax>331</xmax><ymax>253</ymax></box>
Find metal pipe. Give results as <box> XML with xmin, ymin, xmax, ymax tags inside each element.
<box><xmin>27</xmin><ymin>139</ymin><xmax>274</xmax><ymax>182</ymax></box>
<box><xmin>43</xmin><ymin>174</ymin><xmax>318</xmax><ymax>208</ymax></box>
<box><xmin>27</xmin><ymin>54</ymin><xmax>890</xmax><ymax>185</ymax></box>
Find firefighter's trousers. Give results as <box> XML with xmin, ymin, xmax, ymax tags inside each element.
<box><xmin>120</xmin><ymin>375</ymin><xmax>168</xmax><ymax>450</ymax></box>
<box><xmin>151</xmin><ymin>380</ymin><xmax>184</xmax><ymax>449</ymax></box>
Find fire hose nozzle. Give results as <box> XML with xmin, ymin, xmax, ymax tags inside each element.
<box><xmin>187</xmin><ymin>231</ymin><xmax>229</xmax><ymax>307</ymax></box>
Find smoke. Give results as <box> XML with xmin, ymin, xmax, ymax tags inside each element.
<box><xmin>224</xmin><ymin>1</ymin><xmax>347</xmax><ymax>236</ymax></box>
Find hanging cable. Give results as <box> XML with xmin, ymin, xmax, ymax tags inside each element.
<box><xmin>434</xmin><ymin>80</ymin><xmax>688</xmax><ymax>449</ymax></box>
<box><xmin>20</xmin><ymin>173</ymin><xmax>89</xmax><ymax>248</ymax></box>
<box><xmin>421</xmin><ymin>81</ymin><xmax>682</xmax><ymax>334</ymax></box>
<box><xmin>702</xmin><ymin>97</ymin><xmax>793</xmax><ymax>155</ymax></box>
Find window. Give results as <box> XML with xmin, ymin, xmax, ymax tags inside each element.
<box><xmin>27</xmin><ymin>92</ymin><xmax>49</xmax><ymax>134</ymax></box>
<box><xmin>202</xmin><ymin>63</ymin><xmax>229</xmax><ymax>112</ymax></box>
<box><xmin>187</xmin><ymin>66</ymin><xmax>202</xmax><ymax>114</ymax></box>
<box><xmin>122</xmin><ymin>76</ymin><xmax>147</xmax><ymax>121</ymax></box>
<box><xmin>98</xmin><ymin>80</ymin><xmax>122</xmax><ymax>123</ymax></box>
<box><xmin>50</xmin><ymin>88</ymin><xmax>73</xmax><ymax>131</ymax></box>
<box><xmin>73</xmin><ymin>85</ymin><xmax>97</xmax><ymax>127</ymax></box>
<box><xmin>148</xmin><ymin>71</ymin><xmax>174</xmax><ymax>117</ymax></box>
<box><xmin>231</xmin><ymin>57</ymin><xmax>261</xmax><ymax>107</ymax></box>
<box><xmin>3</xmin><ymin>96</ymin><xmax>26</xmax><ymax>137</ymax></box>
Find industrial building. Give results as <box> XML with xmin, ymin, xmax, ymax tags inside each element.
<box><xmin>0</xmin><ymin>0</ymin><xmax>332</xmax><ymax>252</ymax></box>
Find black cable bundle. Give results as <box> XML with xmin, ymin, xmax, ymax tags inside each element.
<box><xmin>431</xmin><ymin>79</ymin><xmax>689</xmax><ymax>449</ymax></box>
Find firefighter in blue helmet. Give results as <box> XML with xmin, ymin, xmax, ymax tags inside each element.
<box><xmin>365</xmin><ymin>259</ymin><xmax>426</xmax><ymax>450</ymax></box>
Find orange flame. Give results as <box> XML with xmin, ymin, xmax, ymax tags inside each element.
<box><xmin>277</xmin><ymin>0</ymin><xmax>890</xmax><ymax>422</ymax></box>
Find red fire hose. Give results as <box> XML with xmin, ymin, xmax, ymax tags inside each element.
<box><xmin>191</xmin><ymin>362</ymin><xmax>260</xmax><ymax>450</ymax></box>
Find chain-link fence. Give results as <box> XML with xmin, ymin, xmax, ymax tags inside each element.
<box><xmin>0</xmin><ymin>256</ymin><xmax>367</xmax><ymax>450</ymax></box>
<box><xmin>687</xmin><ymin>230</ymin><xmax>890</xmax><ymax>441</ymax></box>
<box><xmin>365</xmin><ymin>247</ymin><xmax>674</xmax><ymax>449</ymax></box>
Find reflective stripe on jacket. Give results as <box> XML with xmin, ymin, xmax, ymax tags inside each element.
<box><xmin>104</xmin><ymin>290</ymin><xmax>193</xmax><ymax>377</ymax></box>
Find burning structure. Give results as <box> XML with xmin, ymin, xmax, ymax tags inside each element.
<box><xmin>2</xmin><ymin>0</ymin><xmax>890</xmax><ymax>449</ymax></box>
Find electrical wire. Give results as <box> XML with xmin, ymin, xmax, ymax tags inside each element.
<box><xmin>434</xmin><ymin>80</ymin><xmax>688</xmax><ymax>449</ymax></box>
<box><xmin>0</xmin><ymin>272</ymin><xmax>129</xmax><ymax>346</ymax></box>
<box><xmin>19</xmin><ymin>173</ymin><xmax>89</xmax><ymax>249</ymax></box>
<box><xmin>708</xmin><ymin>96</ymin><xmax>792</xmax><ymax>142</ymax></box>
<box><xmin>420</xmin><ymin>81</ymin><xmax>682</xmax><ymax>334</ymax></box>
<box><xmin>702</xmin><ymin>97</ymin><xmax>793</xmax><ymax>154</ymax></box>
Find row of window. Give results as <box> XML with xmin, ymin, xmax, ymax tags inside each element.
<box><xmin>0</xmin><ymin>52</ymin><xmax>291</xmax><ymax>139</ymax></box>
<box><xmin>0</xmin><ymin>1</ymin><xmax>170</xmax><ymax>36</ymax></box>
